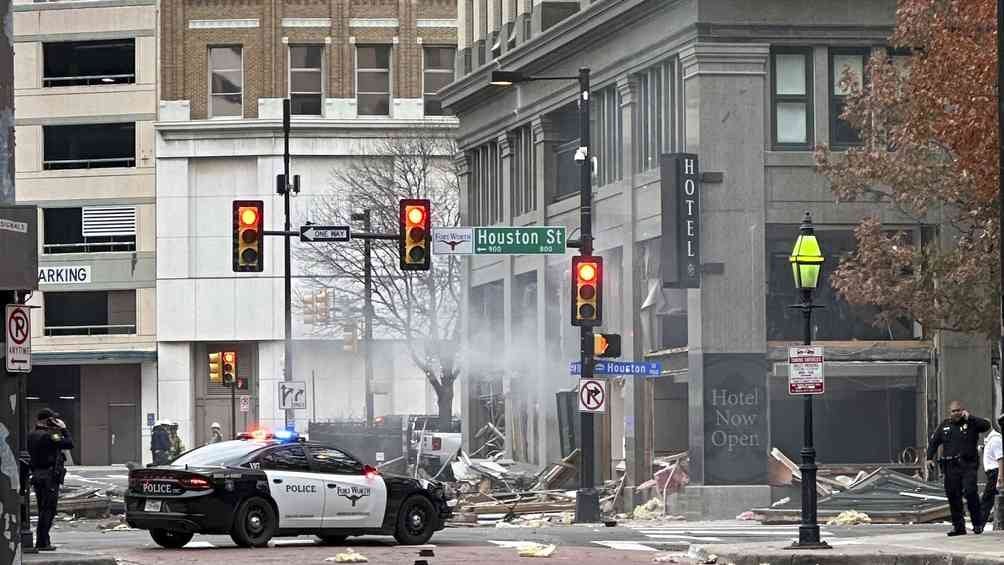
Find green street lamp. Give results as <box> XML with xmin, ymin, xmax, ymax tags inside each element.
<box><xmin>787</xmin><ymin>211</ymin><xmax>830</xmax><ymax>550</ymax></box>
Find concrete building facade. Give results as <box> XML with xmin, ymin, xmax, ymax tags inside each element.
<box><xmin>13</xmin><ymin>0</ymin><xmax>159</xmax><ymax>465</ymax></box>
<box><xmin>155</xmin><ymin>0</ymin><xmax>461</xmax><ymax>449</ymax></box>
<box><xmin>442</xmin><ymin>0</ymin><xmax>993</xmax><ymax>516</ymax></box>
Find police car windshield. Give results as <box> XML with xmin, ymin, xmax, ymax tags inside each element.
<box><xmin>170</xmin><ymin>440</ymin><xmax>270</xmax><ymax>467</ymax></box>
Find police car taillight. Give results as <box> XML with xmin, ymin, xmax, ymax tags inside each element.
<box><xmin>180</xmin><ymin>476</ymin><xmax>212</xmax><ymax>490</ymax></box>
<box><xmin>363</xmin><ymin>464</ymin><xmax>379</xmax><ymax>479</ymax></box>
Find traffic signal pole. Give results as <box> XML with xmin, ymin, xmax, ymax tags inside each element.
<box><xmin>574</xmin><ymin>67</ymin><xmax>600</xmax><ymax>524</ymax></box>
<box><xmin>281</xmin><ymin>100</ymin><xmax>294</xmax><ymax>430</ymax></box>
<box><xmin>351</xmin><ymin>209</ymin><xmax>375</xmax><ymax>426</ymax></box>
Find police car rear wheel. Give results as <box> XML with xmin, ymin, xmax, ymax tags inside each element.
<box><xmin>230</xmin><ymin>496</ymin><xmax>276</xmax><ymax>548</ymax></box>
<box><xmin>316</xmin><ymin>534</ymin><xmax>348</xmax><ymax>545</ymax></box>
<box><xmin>150</xmin><ymin>528</ymin><xmax>193</xmax><ymax>549</ymax></box>
<box><xmin>394</xmin><ymin>495</ymin><xmax>435</xmax><ymax>545</ymax></box>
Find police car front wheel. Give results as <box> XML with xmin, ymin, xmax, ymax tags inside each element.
<box><xmin>230</xmin><ymin>496</ymin><xmax>277</xmax><ymax>548</ymax></box>
<box><xmin>150</xmin><ymin>528</ymin><xmax>193</xmax><ymax>549</ymax></box>
<box><xmin>394</xmin><ymin>495</ymin><xmax>436</xmax><ymax>546</ymax></box>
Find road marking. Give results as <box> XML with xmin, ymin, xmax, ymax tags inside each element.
<box><xmin>592</xmin><ymin>541</ymin><xmax>659</xmax><ymax>551</ymax></box>
<box><xmin>639</xmin><ymin>534</ymin><xmax>722</xmax><ymax>541</ymax></box>
<box><xmin>184</xmin><ymin>541</ymin><xmax>216</xmax><ymax>549</ymax></box>
<box><xmin>270</xmin><ymin>539</ymin><xmax>319</xmax><ymax>547</ymax></box>
<box><xmin>488</xmin><ymin>541</ymin><xmax>548</xmax><ymax>550</ymax></box>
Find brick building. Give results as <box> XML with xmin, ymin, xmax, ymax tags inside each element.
<box><xmin>155</xmin><ymin>0</ymin><xmax>460</xmax><ymax>448</ymax></box>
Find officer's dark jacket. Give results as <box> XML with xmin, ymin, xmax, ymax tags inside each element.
<box><xmin>927</xmin><ymin>415</ymin><xmax>991</xmax><ymax>462</ymax></box>
<box><xmin>150</xmin><ymin>426</ymin><xmax>170</xmax><ymax>452</ymax></box>
<box><xmin>27</xmin><ymin>427</ymin><xmax>74</xmax><ymax>471</ymax></box>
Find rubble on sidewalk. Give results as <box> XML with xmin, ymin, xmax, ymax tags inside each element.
<box><xmin>516</xmin><ymin>543</ymin><xmax>556</xmax><ymax>557</ymax></box>
<box><xmin>326</xmin><ymin>549</ymin><xmax>369</xmax><ymax>563</ymax></box>
<box><xmin>754</xmin><ymin>467</ymin><xmax>949</xmax><ymax>524</ymax></box>
<box><xmin>30</xmin><ymin>485</ymin><xmax>114</xmax><ymax>519</ymax></box>
<box><xmin>826</xmin><ymin>510</ymin><xmax>872</xmax><ymax>525</ymax></box>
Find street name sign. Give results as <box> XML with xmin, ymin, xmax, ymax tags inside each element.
<box><xmin>578</xmin><ymin>378</ymin><xmax>607</xmax><ymax>413</ymax></box>
<box><xmin>432</xmin><ymin>228</ymin><xmax>474</xmax><ymax>255</ymax></box>
<box><xmin>300</xmin><ymin>225</ymin><xmax>351</xmax><ymax>243</ymax></box>
<box><xmin>569</xmin><ymin>360</ymin><xmax>662</xmax><ymax>377</ymax></box>
<box><xmin>278</xmin><ymin>381</ymin><xmax>307</xmax><ymax>410</ymax></box>
<box><xmin>789</xmin><ymin>346</ymin><xmax>824</xmax><ymax>395</ymax></box>
<box><xmin>473</xmin><ymin>226</ymin><xmax>566</xmax><ymax>255</ymax></box>
<box><xmin>5</xmin><ymin>305</ymin><xmax>31</xmax><ymax>373</ymax></box>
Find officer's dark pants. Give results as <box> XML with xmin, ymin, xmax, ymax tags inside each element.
<box><xmin>945</xmin><ymin>460</ymin><xmax>981</xmax><ymax>531</ymax></box>
<box><xmin>152</xmin><ymin>450</ymin><xmax>169</xmax><ymax>465</ymax></box>
<box><xmin>32</xmin><ymin>476</ymin><xmax>60</xmax><ymax>547</ymax></box>
<box><xmin>981</xmin><ymin>468</ymin><xmax>999</xmax><ymax>526</ymax></box>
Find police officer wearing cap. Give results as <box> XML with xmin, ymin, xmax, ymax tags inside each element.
<box><xmin>28</xmin><ymin>408</ymin><xmax>74</xmax><ymax>551</ymax></box>
<box><xmin>927</xmin><ymin>400</ymin><xmax>991</xmax><ymax>535</ymax></box>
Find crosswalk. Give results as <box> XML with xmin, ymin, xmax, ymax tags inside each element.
<box><xmin>593</xmin><ymin>522</ymin><xmax>837</xmax><ymax>552</ymax></box>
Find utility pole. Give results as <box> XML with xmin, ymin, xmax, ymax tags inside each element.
<box><xmin>574</xmin><ymin>67</ymin><xmax>600</xmax><ymax>524</ymax></box>
<box><xmin>994</xmin><ymin>0</ymin><xmax>1004</xmax><ymax>530</ymax></box>
<box><xmin>352</xmin><ymin>210</ymin><xmax>375</xmax><ymax>426</ymax></box>
<box><xmin>281</xmin><ymin>100</ymin><xmax>296</xmax><ymax>430</ymax></box>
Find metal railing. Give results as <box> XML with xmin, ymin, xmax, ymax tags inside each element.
<box><xmin>43</xmin><ymin>157</ymin><xmax>136</xmax><ymax>170</ymax></box>
<box><xmin>43</xmin><ymin>241</ymin><xmax>136</xmax><ymax>254</ymax></box>
<box><xmin>44</xmin><ymin>324</ymin><xmax>136</xmax><ymax>337</ymax></box>
<box><xmin>43</xmin><ymin>74</ymin><xmax>136</xmax><ymax>88</ymax></box>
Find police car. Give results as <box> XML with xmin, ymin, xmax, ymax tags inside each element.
<box><xmin>125</xmin><ymin>430</ymin><xmax>452</xmax><ymax>549</ymax></box>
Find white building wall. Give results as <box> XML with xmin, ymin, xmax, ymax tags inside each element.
<box><xmin>156</xmin><ymin>342</ymin><xmax>194</xmax><ymax>451</ymax></box>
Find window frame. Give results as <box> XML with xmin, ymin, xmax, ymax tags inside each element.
<box><xmin>255</xmin><ymin>444</ymin><xmax>311</xmax><ymax>472</ymax></box>
<box><xmin>208</xmin><ymin>45</ymin><xmax>244</xmax><ymax>119</ymax></box>
<box><xmin>355</xmin><ymin>44</ymin><xmax>392</xmax><ymax>117</ymax></box>
<box><xmin>828</xmin><ymin>47</ymin><xmax>872</xmax><ymax>148</ymax></box>
<box><xmin>288</xmin><ymin>44</ymin><xmax>325</xmax><ymax>116</ymax></box>
<box><xmin>422</xmin><ymin>45</ymin><xmax>456</xmax><ymax>116</ymax></box>
<box><xmin>770</xmin><ymin>47</ymin><xmax>814</xmax><ymax>150</ymax></box>
<box><xmin>42</xmin><ymin>122</ymin><xmax>136</xmax><ymax>170</ymax></box>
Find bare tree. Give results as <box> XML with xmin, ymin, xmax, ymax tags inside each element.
<box><xmin>296</xmin><ymin>134</ymin><xmax>461</xmax><ymax>430</ymax></box>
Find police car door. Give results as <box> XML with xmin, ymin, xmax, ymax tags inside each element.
<box><xmin>308</xmin><ymin>446</ymin><xmax>387</xmax><ymax>529</ymax></box>
<box><xmin>258</xmin><ymin>444</ymin><xmax>325</xmax><ymax>529</ymax></box>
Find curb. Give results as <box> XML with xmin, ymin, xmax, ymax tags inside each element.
<box><xmin>692</xmin><ymin>544</ymin><xmax>1004</xmax><ymax>565</ymax></box>
<box><xmin>23</xmin><ymin>551</ymin><xmax>118</xmax><ymax>565</ymax></box>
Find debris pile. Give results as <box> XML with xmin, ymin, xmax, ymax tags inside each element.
<box><xmin>826</xmin><ymin>510</ymin><xmax>872</xmax><ymax>526</ymax></box>
<box><xmin>326</xmin><ymin>549</ymin><xmax>368</xmax><ymax>563</ymax></box>
<box><xmin>31</xmin><ymin>486</ymin><xmax>113</xmax><ymax>519</ymax></box>
<box><xmin>516</xmin><ymin>543</ymin><xmax>556</xmax><ymax>558</ymax></box>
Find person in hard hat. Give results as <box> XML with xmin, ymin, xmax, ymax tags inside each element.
<box><xmin>150</xmin><ymin>420</ymin><xmax>171</xmax><ymax>465</ymax></box>
<box><xmin>209</xmin><ymin>422</ymin><xmax>224</xmax><ymax>444</ymax></box>
<box><xmin>167</xmin><ymin>421</ymin><xmax>185</xmax><ymax>460</ymax></box>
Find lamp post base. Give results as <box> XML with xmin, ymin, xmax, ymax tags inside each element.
<box><xmin>785</xmin><ymin>540</ymin><xmax>832</xmax><ymax>550</ymax></box>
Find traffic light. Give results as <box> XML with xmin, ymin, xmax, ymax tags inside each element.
<box><xmin>302</xmin><ymin>292</ymin><xmax>317</xmax><ymax>325</ymax></box>
<box><xmin>594</xmin><ymin>333</ymin><xmax>621</xmax><ymax>358</ymax></box>
<box><xmin>208</xmin><ymin>352</ymin><xmax>222</xmax><ymax>384</ymax></box>
<box><xmin>233</xmin><ymin>200</ymin><xmax>264</xmax><ymax>272</ymax></box>
<box><xmin>316</xmin><ymin>289</ymin><xmax>330</xmax><ymax>324</ymax></box>
<box><xmin>399</xmin><ymin>199</ymin><xmax>430</xmax><ymax>271</ymax></box>
<box><xmin>571</xmin><ymin>256</ymin><xmax>602</xmax><ymax>327</ymax></box>
<box><xmin>222</xmin><ymin>351</ymin><xmax>237</xmax><ymax>386</ymax></box>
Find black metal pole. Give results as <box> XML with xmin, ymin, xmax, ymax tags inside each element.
<box><xmin>18</xmin><ymin>291</ymin><xmax>33</xmax><ymax>553</ymax></box>
<box><xmin>282</xmin><ymin>100</ymin><xmax>294</xmax><ymax>431</ymax></box>
<box><xmin>230</xmin><ymin>382</ymin><xmax>237</xmax><ymax>440</ymax></box>
<box><xmin>362</xmin><ymin>210</ymin><xmax>374</xmax><ymax>426</ymax></box>
<box><xmin>574</xmin><ymin>67</ymin><xmax>600</xmax><ymax>524</ymax></box>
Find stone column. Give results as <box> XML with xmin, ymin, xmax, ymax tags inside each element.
<box><xmin>456</xmin><ymin>151</ymin><xmax>478</xmax><ymax>454</ymax></box>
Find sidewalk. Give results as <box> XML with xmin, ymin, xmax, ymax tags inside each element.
<box><xmin>23</xmin><ymin>550</ymin><xmax>117</xmax><ymax>565</ymax></box>
<box><xmin>693</xmin><ymin>530</ymin><xmax>1004</xmax><ymax>565</ymax></box>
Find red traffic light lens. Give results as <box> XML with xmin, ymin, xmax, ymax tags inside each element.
<box><xmin>579</xmin><ymin>283</ymin><xmax>596</xmax><ymax>300</ymax></box>
<box><xmin>240</xmin><ymin>208</ymin><xmax>259</xmax><ymax>226</ymax></box>
<box><xmin>578</xmin><ymin>263</ymin><xmax>597</xmax><ymax>282</ymax></box>
<box><xmin>407</xmin><ymin>206</ymin><xmax>425</xmax><ymax>225</ymax></box>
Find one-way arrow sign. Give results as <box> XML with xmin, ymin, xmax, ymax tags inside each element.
<box><xmin>300</xmin><ymin>225</ymin><xmax>351</xmax><ymax>242</ymax></box>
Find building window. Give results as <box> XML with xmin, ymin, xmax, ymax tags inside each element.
<box><xmin>43</xmin><ymin>39</ymin><xmax>135</xmax><ymax>87</ymax></box>
<box><xmin>766</xmin><ymin>224</ymin><xmax>916</xmax><ymax>341</ymax></box>
<box><xmin>510</xmin><ymin>125</ymin><xmax>536</xmax><ymax>217</ymax></box>
<box><xmin>357</xmin><ymin>45</ymin><xmax>391</xmax><ymax>116</ymax></box>
<box><xmin>423</xmin><ymin>46</ymin><xmax>456</xmax><ymax>116</ymax></box>
<box><xmin>43</xmin><ymin>123</ymin><xmax>135</xmax><ymax>170</ymax></box>
<box><xmin>830</xmin><ymin>48</ymin><xmax>869</xmax><ymax>147</ymax></box>
<box><xmin>634</xmin><ymin>59</ymin><xmax>677</xmax><ymax>173</ymax></box>
<box><xmin>771</xmin><ymin>48</ymin><xmax>813</xmax><ymax>148</ymax></box>
<box><xmin>43</xmin><ymin>290</ymin><xmax>136</xmax><ymax>336</ymax></box>
<box><xmin>43</xmin><ymin>207</ymin><xmax>136</xmax><ymax>254</ymax></box>
<box><xmin>209</xmin><ymin>46</ymin><xmax>243</xmax><ymax>118</ymax></box>
<box><xmin>592</xmin><ymin>85</ymin><xmax>623</xmax><ymax>186</ymax></box>
<box><xmin>290</xmin><ymin>45</ymin><xmax>323</xmax><ymax>116</ymax></box>
<box><xmin>468</xmin><ymin>142</ymin><xmax>501</xmax><ymax>225</ymax></box>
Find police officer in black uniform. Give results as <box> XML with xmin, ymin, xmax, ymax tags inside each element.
<box><xmin>927</xmin><ymin>400</ymin><xmax>991</xmax><ymax>535</ymax></box>
<box><xmin>28</xmin><ymin>408</ymin><xmax>74</xmax><ymax>551</ymax></box>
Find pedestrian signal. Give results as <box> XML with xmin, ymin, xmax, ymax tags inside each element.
<box><xmin>594</xmin><ymin>333</ymin><xmax>621</xmax><ymax>358</ymax></box>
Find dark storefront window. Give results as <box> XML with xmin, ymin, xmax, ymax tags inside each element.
<box><xmin>44</xmin><ymin>290</ymin><xmax>136</xmax><ymax>336</ymax></box>
<box><xmin>766</xmin><ymin>225</ymin><xmax>915</xmax><ymax>341</ymax></box>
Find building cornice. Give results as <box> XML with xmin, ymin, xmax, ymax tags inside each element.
<box><xmin>155</xmin><ymin>117</ymin><xmax>458</xmax><ymax>136</ymax></box>
<box><xmin>13</xmin><ymin>0</ymin><xmax>155</xmax><ymax>12</ymax></box>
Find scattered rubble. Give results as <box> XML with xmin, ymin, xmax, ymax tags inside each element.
<box><xmin>826</xmin><ymin>510</ymin><xmax>872</xmax><ymax>526</ymax></box>
<box><xmin>326</xmin><ymin>549</ymin><xmax>369</xmax><ymax>563</ymax></box>
<box><xmin>516</xmin><ymin>543</ymin><xmax>556</xmax><ymax>557</ymax></box>
<box><xmin>632</xmin><ymin>497</ymin><xmax>665</xmax><ymax>520</ymax></box>
<box><xmin>30</xmin><ymin>485</ymin><xmax>114</xmax><ymax>519</ymax></box>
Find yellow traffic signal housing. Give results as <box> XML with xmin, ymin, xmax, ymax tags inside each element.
<box><xmin>343</xmin><ymin>321</ymin><xmax>358</xmax><ymax>352</ymax></box>
<box><xmin>572</xmin><ymin>256</ymin><xmax>602</xmax><ymax>327</ymax></box>
<box><xmin>222</xmin><ymin>351</ymin><xmax>237</xmax><ymax>386</ymax></box>
<box><xmin>233</xmin><ymin>200</ymin><xmax>264</xmax><ymax>272</ymax></box>
<box><xmin>302</xmin><ymin>292</ymin><xmax>317</xmax><ymax>325</ymax></box>
<box><xmin>594</xmin><ymin>333</ymin><xmax>621</xmax><ymax>358</ymax></box>
<box><xmin>399</xmin><ymin>199</ymin><xmax>430</xmax><ymax>271</ymax></box>
<box><xmin>208</xmin><ymin>352</ymin><xmax>222</xmax><ymax>384</ymax></box>
<box><xmin>316</xmin><ymin>289</ymin><xmax>330</xmax><ymax>323</ymax></box>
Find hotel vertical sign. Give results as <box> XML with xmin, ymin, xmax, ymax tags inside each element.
<box><xmin>660</xmin><ymin>153</ymin><xmax>701</xmax><ymax>288</ymax></box>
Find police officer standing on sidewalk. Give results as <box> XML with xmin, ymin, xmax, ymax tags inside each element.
<box><xmin>927</xmin><ymin>400</ymin><xmax>991</xmax><ymax>535</ymax></box>
<box><xmin>28</xmin><ymin>408</ymin><xmax>74</xmax><ymax>551</ymax></box>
